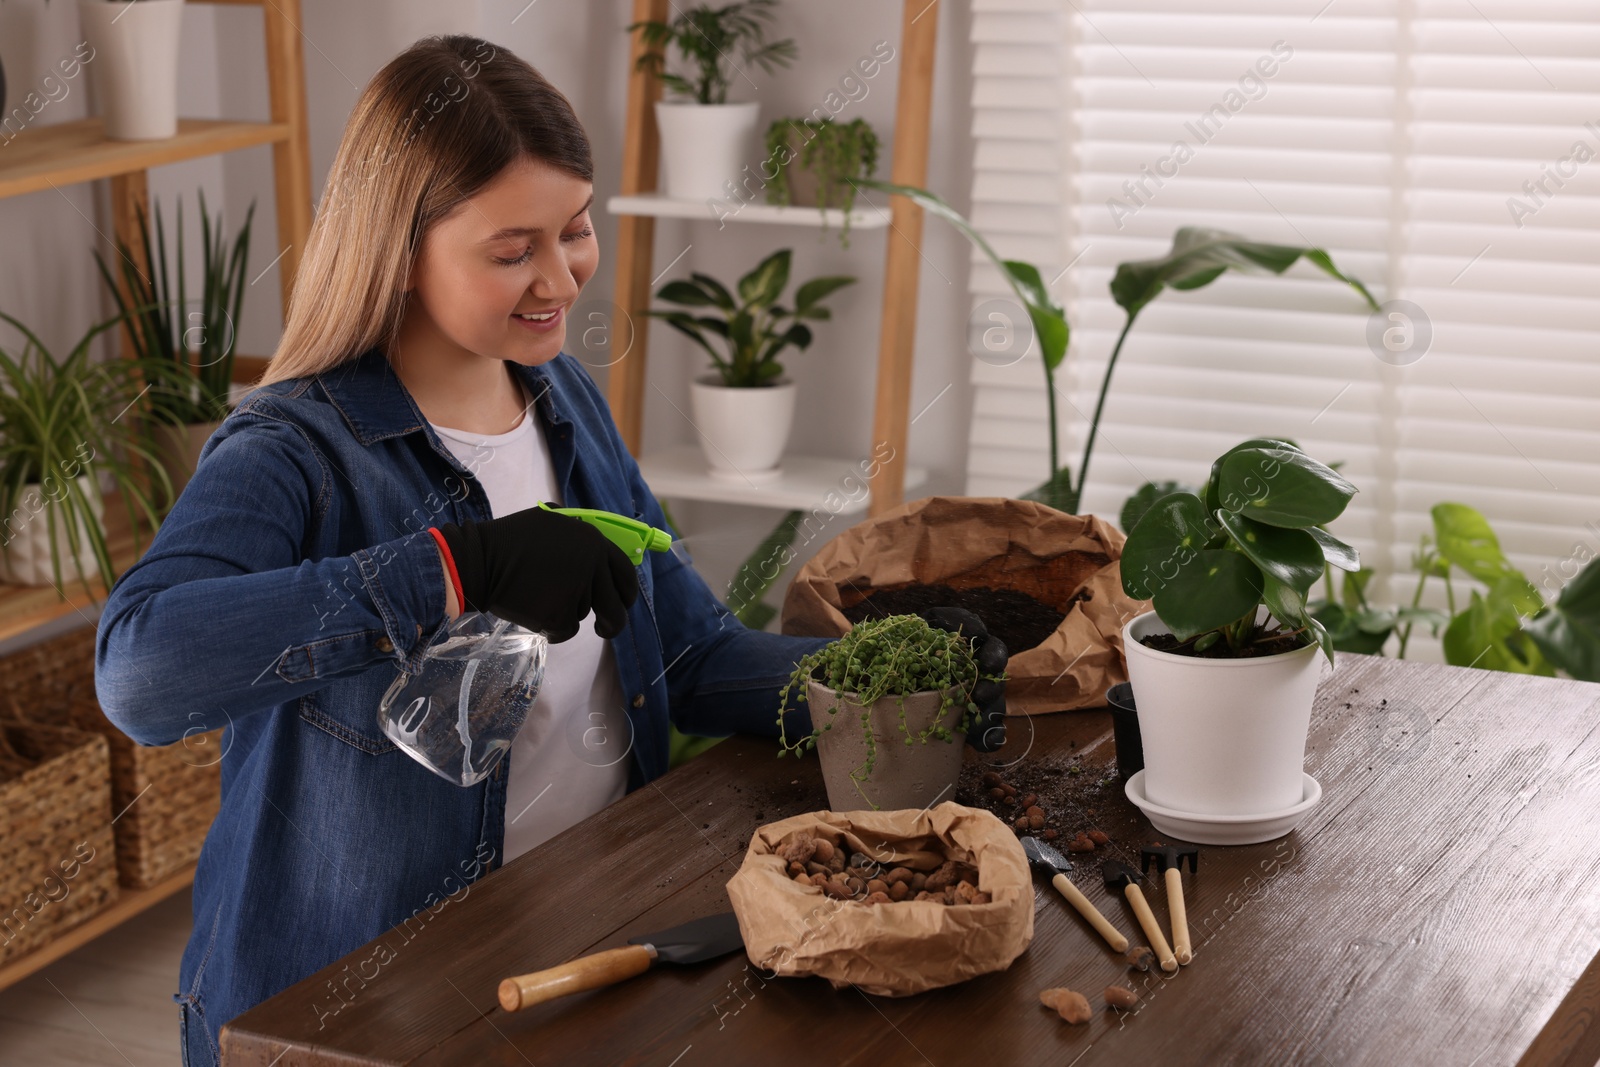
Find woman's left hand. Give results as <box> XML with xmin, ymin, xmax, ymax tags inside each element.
<box><xmin>921</xmin><ymin>607</ymin><xmax>1008</xmax><ymax>753</ymax></box>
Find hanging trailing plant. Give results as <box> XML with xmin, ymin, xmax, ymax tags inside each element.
<box><xmin>763</xmin><ymin>117</ymin><xmax>880</xmax><ymax>245</ymax></box>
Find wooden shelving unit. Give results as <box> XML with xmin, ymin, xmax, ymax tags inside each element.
<box><xmin>608</xmin><ymin>0</ymin><xmax>940</xmax><ymax>520</ymax></box>
<box><xmin>0</xmin><ymin>0</ymin><xmax>310</xmax><ymax>984</ymax></box>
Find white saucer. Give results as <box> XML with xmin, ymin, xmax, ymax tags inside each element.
<box><xmin>1123</xmin><ymin>771</ymin><xmax>1322</xmax><ymax>846</ymax></box>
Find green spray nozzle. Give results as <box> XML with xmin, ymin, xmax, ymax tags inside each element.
<box><xmin>539</xmin><ymin>502</ymin><xmax>675</xmax><ymax>565</ymax></box>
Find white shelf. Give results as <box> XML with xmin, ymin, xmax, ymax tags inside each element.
<box><xmin>639</xmin><ymin>445</ymin><xmax>926</xmax><ymax>513</ymax></box>
<box><xmin>607</xmin><ymin>193</ymin><xmax>888</xmax><ymax>231</ymax></box>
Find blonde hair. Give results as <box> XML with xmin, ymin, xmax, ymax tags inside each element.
<box><xmin>257</xmin><ymin>35</ymin><xmax>593</xmax><ymax>387</ymax></box>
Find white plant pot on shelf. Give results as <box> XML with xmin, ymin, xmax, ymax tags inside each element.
<box><xmin>688</xmin><ymin>376</ymin><xmax>796</xmax><ymax>484</ymax></box>
<box><xmin>78</xmin><ymin>0</ymin><xmax>185</xmax><ymax>141</ymax></box>
<box><xmin>655</xmin><ymin>101</ymin><xmax>759</xmax><ymax>202</ymax></box>
<box><xmin>0</xmin><ymin>476</ymin><xmax>106</xmax><ymax>587</ymax></box>
<box><xmin>1122</xmin><ymin>608</ymin><xmax>1325</xmax><ymax>822</ymax></box>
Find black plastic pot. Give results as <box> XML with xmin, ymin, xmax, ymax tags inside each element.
<box><xmin>1105</xmin><ymin>682</ymin><xmax>1143</xmax><ymax>780</ymax></box>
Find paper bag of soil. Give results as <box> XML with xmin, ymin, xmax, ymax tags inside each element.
<box><xmin>725</xmin><ymin>802</ymin><xmax>1033</xmax><ymax>995</ymax></box>
<box><xmin>780</xmin><ymin>496</ymin><xmax>1146</xmax><ymax>714</ymax></box>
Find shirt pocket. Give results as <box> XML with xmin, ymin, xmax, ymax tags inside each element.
<box><xmin>297</xmin><ymin>682</ymin><xmax>398</xmax><ymax>755</ymax></box>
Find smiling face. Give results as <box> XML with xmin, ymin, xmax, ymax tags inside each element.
<box><xmin>402</xmin><ymin>153</ymin><xmax>598</xmax><ymax>368</ymax></box>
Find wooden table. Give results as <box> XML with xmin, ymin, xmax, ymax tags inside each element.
<box><xmin>222</xmin><ymin>655</ymin><xmax>1600</xmax><ymax>1066</ymax></box>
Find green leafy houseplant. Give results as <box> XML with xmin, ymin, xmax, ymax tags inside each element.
<box><xmin>93</xmin><ymin>191</ymin><xmax>255</xmax><ymax>427</ymax></box>
<box><xmin>1120</xmin><ymin>438</ymin><xmax>1361</xmax><ymax>664</ymax></box>
<box><xmin>0</xmin><ymin>311</ymin><xmax>170</xmax><ymax>595</ymax></box>
<box><xmin>1303</xmin><ymin>501</ymin><xmax>1600</xmax><ymax>681</ymax></box>
<box><xmin>776</xmin><ymin>614</ymin><xmax>1005</xmax><ymax>805</ymax></box>
<box><xmin>628</xmin><ymin>0</ymin><xmax>798</xmax><ymax>104</ymax></box>
<box><xmin>857</xmin><ymin>179</ymin><xmax>1379</xmax><ymax>516</ymax></box>
<box><xmin>763</xmin><ymin>117</ymin><xmax>879</xmax><ymax>244</ymax></box>
<box><xmin>648</xmin><ymin>249</ymin><xmax>854</xmax><ymax>388</ymax></box>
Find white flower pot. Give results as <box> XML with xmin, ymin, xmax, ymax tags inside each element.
<box><xmin>0</xmin><ymin>476</ymin><xmax>106</xmax><ymax>587</ymax></box>
<box><xmin>1121</xmin><ymin>609</ymin><xmax>1324</xmax><ymax>818</ymax></box>
<box><xmin>655</xmin><ymin>101</ymin><xmax>759</xmax><ymax>202</ymax></box>
<box><xmin>78</xmin><ymin>0</ymin><xmax>185</xmax><ymax>141</ymax></box>
<box><xmin>688</xmin><ymin>376</ymin><xmax>796</xmax><ymax>484</ymax></box>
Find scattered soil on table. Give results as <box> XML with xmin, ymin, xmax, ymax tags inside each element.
<box><xmin>953</xmin><ymin>744</ymin><xmax>1147</xmax><ymax>866</ymax></box>
<box><xmin>841</xmin><ymin>583</ymin><xmax>1073</xmax><ymax>654</ymax></box>
<box><xmin>1140</xmin><ymin>630</ymin><xmax>1305</xmax><ymax>659</ymax></box>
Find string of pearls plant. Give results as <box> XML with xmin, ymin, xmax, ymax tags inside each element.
<box><xmin>777</xmin><ymin>614</ymin><xmax>1006</xmax><ymax>785</ymax></box>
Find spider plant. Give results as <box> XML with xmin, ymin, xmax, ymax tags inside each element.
<box><xmin>93</xmin><ymin>190</ymin><xmax>254</xmax><ymax>427</ymax></box>
<box><xmin>0</xmin><ymin>311</ymin><xmax>169</xmax><ymax>596</ymax></box>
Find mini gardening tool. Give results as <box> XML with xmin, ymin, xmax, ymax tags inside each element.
<box><xmin>1141</xmin><ymin>843</ymin><xmax>1199</xmax><ymax>966</ymax></box>
<box><xmin>1022</xmin><ymin>836</ymin><xmax>1128</xmax><ymax>954</ymax></box>
<box><xmin>1103</xmin><ymin>860</ymin><xmax>1178</xmax><ymax>974</ymax></box>
<box><xmin>498</xmin><ymin>912</ymin><xmax>743</xmax><ymax>1011</ymax></box>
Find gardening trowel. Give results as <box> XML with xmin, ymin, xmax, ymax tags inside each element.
<box><xmin>1021</xmin><ymin>836</ymin><xmax>1129</xmax><ymax>954</ymax></box>
<box><xmin>498</xmin><ymin>911</ymin><xmax>743</xmax><ymax>1012</ymax></box>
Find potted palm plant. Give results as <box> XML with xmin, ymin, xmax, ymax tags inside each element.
<box><xmin>0</xmin><ymin>311</ymin><xmax>169</xmax><ymax>592</ymax></box>
<box><xmin>1118</xmin><ymin>437</ymin><xmax>1359</xmax><ymax>844</ymax></box>
<box><xmin>78</xmin><ymin>0</ymin><xmax>186</xmax><ymax>140</ymax></box>
<box><xmin>629</xmin><ymin>0</ymin><xmax>797</xmax><ymax>201</ymax></box>
<box><xmin>778</xmin><ymin>614</ymin><xmax>1005</xmax><ymax>811</ymax></box>
<box><xmin>648</xmin><ymin>249</ymin><xmax>853</xmax><ymax>481</ymax></box>
<box><xmin>94</xmin><ymin>191</ymin><xmax>254</xmax><ymax>500</ymax></box>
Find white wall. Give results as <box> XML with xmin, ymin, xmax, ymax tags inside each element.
<box><xmin>0</xmin><ymin>0</ymin><xmax>977</xmax><ymax>615</ymax></box>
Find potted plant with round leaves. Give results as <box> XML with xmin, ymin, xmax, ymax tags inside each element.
<box><xmin>629</xmin><ymin>0</ymin><xmax>798</xmax><ymax>201</ymax></box>
<box><xmin>1118</xmin><ymin>437</ymin><xmax>1358</xmax><ymax>844</ymax></box>
<box><xmin>777</xmin><ymin>614</ymin><xmax>1005</xmax><ymax>811</ymax></box>
<box><xmin>648</xmin><ymin>248</ymin><xmax>853</xmax><ymax>482</ymax></box>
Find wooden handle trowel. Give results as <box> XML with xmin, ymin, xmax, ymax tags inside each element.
<box><xmin>498</xmin><ymin>911</ymin><xmax>743</xmax><ymax>1012</ymax></box>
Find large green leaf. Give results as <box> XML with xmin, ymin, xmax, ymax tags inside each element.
<box><xmin>1121</xmin><ymin>491</ymin><xmax>1217</xmax><ymax>601</ymax></box>
<box><xmin>857</xmin><ymin>180</ymin><xmax>1069</xmax><ymax>372</ymax></box>
<box><xmin>1431</xmin><ymin>502</ymin><xmax>1521</xmax><ymax>586</ymax></box>
<box><xmin>655</xmin><ymin>279</ymin><xmax>720</xmax><ymax>307</ymax></box>
<box><xmin>1216</xmin><ymin>511</ymin><xmax>1325</xmax><ymax>595</ymax></box>
<box><xmin>794</xmin><ymin>275</ymin><xmax>855</xmax><ymax>315</ymax></box>
<box><xmin>737</xmin><ymin>249</ymin><xmax>791</xmax><ymax>308</ymax></box>
<box><xmin>1523</xmin><ymin>558</ymin><xmax>1600</xmax><ymax>682</ymax></box>
<box><xmin>1109</xmin><ymin>228</ymin><xmax>1379</xmax><ymax>319</ymax></box>
<box><xmin>689</xmin><ymin>272</ymin><xmax>737</xmax><ymax>310</ymax></box>
<box><xmin>1152</xmin><ymin>550</ymin><xmax>1264</xmax><ymax>641</ymax></box>
<box><xmin>1442</xmin><ymin>580</ymin><xmax>1555</xmax><ymax>675</ymax></box>
<box><xmin>1120</xmin><ymin>480</ymin><xmax>1193</xmax><ymax>534</ymax></box>
<box><xmin>1309</xmin><ymin>526</ymin><xmax>1361</xmax><ymax>572</ymax></box>
<box><xmin>1217</xmin><ymin>446</ymin><xmax>1357</xmax><ymax>528</ymax></box>
<box><xmin>1202</xmin><ymin>437</ymin><xmax>1302</xmax><ymax>515</ymax></box>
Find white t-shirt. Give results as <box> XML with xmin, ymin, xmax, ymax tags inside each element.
<box><xmin>427</xmin><ymin>385</ymin><xmax>631</xmax><ymax>863</ymax></box>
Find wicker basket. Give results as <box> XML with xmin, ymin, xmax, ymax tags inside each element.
<box><xmin>0</xmin><ymin>626</ymin><xmax>222</xmax><ymax>889</ymax></box>
<box><xmin>0</xmin><ymin>721</ymin><xmax>119</xmax><ymax>965</ymax></box>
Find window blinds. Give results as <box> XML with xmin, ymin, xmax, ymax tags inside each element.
<box><xmin>964</xmin><ymin>0</ymin><xmax>1600</xmax><ymax>618</ymax></box>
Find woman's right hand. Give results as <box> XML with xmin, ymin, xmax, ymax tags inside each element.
<box><xmin>432</xmin><ymin>506</ymin><xmax>639</xmax><ymax>642</ymax></box>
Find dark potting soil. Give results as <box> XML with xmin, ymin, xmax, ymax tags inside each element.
<box><xmin>841</xmin><ymin>583</ymin><xmax>1071</xmax><ymax>654</ymax></box>
<box><xmin>1140</xmin><ymin>631</ymin><xmax>1306</xmax><ymax>660</ymax></box>
<box><xmin>953</xmin><ymin>745</ymin><xmax>1147</xmax><ymax>866</ymax></box>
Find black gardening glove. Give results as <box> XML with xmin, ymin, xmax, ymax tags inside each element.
<box><xmin>920</xmin><ymin>606</ymin><xmax>1008</xmax><ymax>753</ymax></box>
<box><xmin>435</xmin><ymin>506</ymin><xmax>639</xmax><ymax>643</ymax></box>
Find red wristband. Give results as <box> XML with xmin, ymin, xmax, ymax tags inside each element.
<box><xmin>427</xmin><ymin>527</ymin><xmax>466</xmax><ymax>613</ymax></box>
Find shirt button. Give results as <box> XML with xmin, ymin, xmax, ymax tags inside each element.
<box><xmin>376</xmin><ymin>636</ymin><xmax>395</xmax><ymax>653</ymax></box>
<box><xmin>631</xmin><ymin>693</ymin><xmax>645</xmax><ymax>708</ymax></box>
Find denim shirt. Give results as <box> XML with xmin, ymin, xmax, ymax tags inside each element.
<box><xmin>93</xmin><ymin>347</ymin><xmax>828</xmax><ymax>1066</ymax></box>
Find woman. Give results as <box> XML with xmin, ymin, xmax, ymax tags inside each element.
<box><xmin>94</xmin><ymin>35</ymin><xmax>1004</xmax><ymax>1066</ymax></box>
